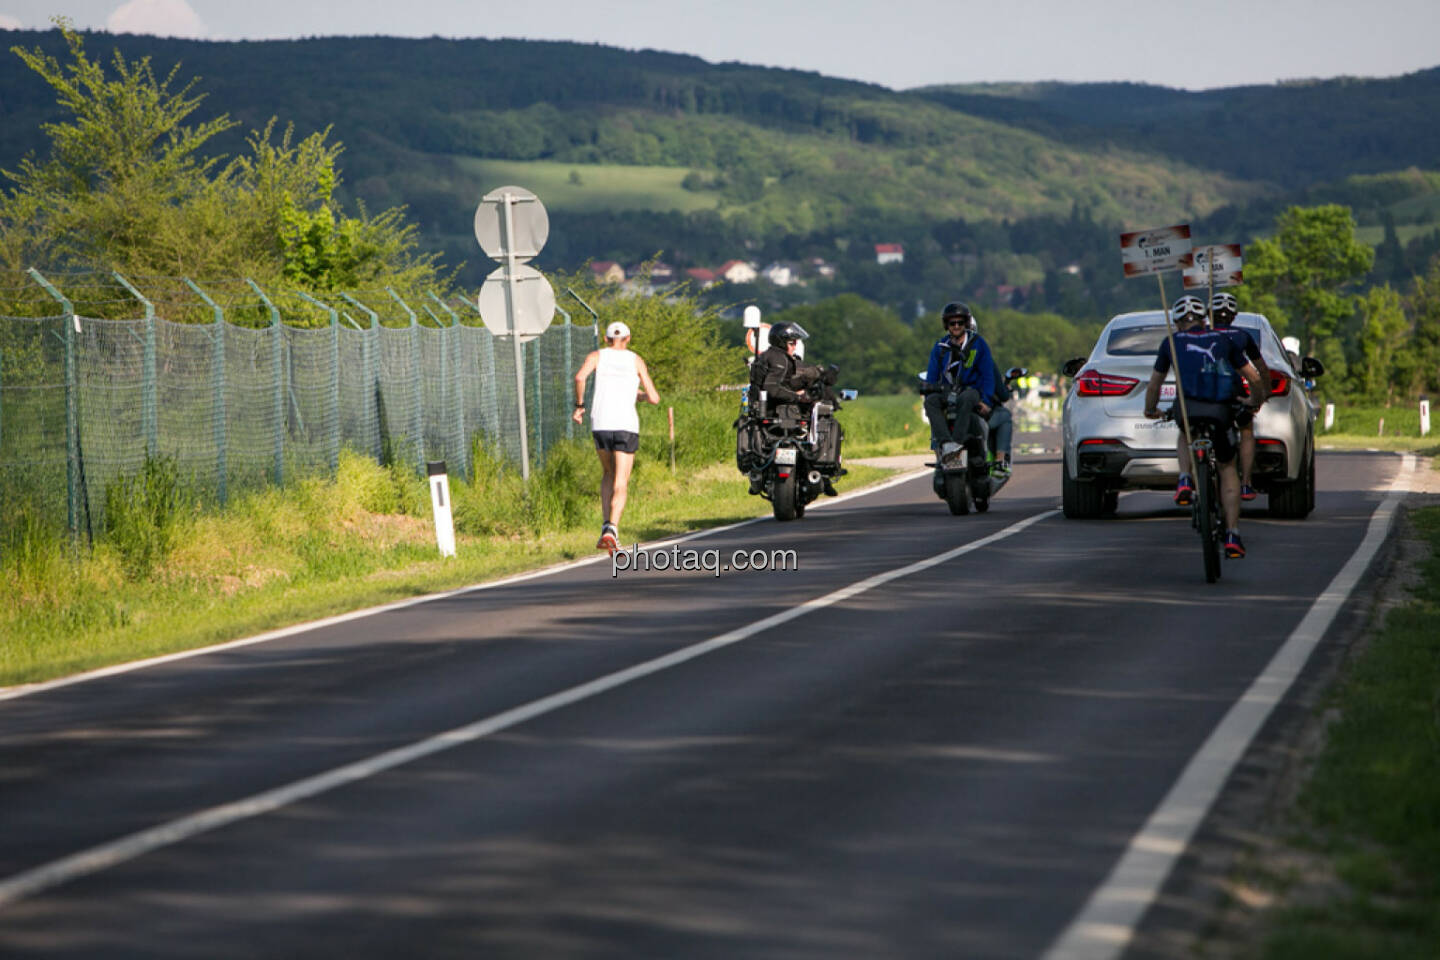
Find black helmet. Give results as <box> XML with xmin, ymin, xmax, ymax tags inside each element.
<box><xmin>941</xmin><ymin>302</ymin><xmax>973</xmax><ymax>328</ymax></box>
<box><xmin>769</xmin><ymin>321</ymin><xmax>810</xmax><ymax>347</ymax></box>
<box><xmin>1210</xmin><ymin>292</ymin><xmax>1238</xmax><ymax>324</ymax></box>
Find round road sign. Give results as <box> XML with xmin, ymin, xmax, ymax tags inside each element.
<box><xmin>477</xmin><ymin>264</ymin><xmax>556</xmax><ymax>342</ymax></box>
<box><xmin>474</xmin><ymin>185</ymin><xmax>549</xmax><ymax>262</ymax></box>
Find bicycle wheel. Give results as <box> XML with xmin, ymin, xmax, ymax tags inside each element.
<box><xmin>1195</xmin><ymin>458</ymin><xmax>1222</xmax><ymax>583</ymax></box>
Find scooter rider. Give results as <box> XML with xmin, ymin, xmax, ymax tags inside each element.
<box><xmin>1210</xmin><ymin>291</ymin><xmax>1269</xmax><ymax>501</ymax></box>
<box><xmin>969</xmin><ymin>314</ymin><xmax>1014</xmax><ymax>478</ymax></box>
<box><xmin>923</xmin><ymin>302</ymin><xmax>995</xmax><ymax>469</ymax></box>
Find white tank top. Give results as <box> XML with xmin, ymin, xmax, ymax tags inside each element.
<box><xmin>590</xmin><ymin>348</ymin><xmax>641</xmax><ymax>433</ymax></box>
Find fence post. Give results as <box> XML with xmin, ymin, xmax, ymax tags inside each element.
<box><xmin>27</xmin><ymin>268</ymin><xmax>79</xmax><ymax>546</ymax></box>
<box><xmin>339</xmin><ymin>294</ymin><xmax>381</xmax><ymax>462</ymax></box>
<box><xmin>530</xmin><ymin>336</ymin><xmax>544</xmax><ymax>461</ymax></box>
<box><xmin>112</xmin><ymin>271</ymin><xmax>158</xmax><ymax>459</ymax></box>
<box><xmin>387</xmin><ymin>288</ymin><xmax>426</xmax><ymax>474</ymax></box>
<box><xmin>428</xmin><ymin>293</ymin><xmax>469</xmax><ymax>477</ymax></box>
<box><xmin>557</xmin><ymin>305</ymin><xmax>575</xmax><ymax>440</ymax></box>
<box><xmin>245</xmin><ymin>280</ymin><xmax>285</xmax><ymax>486</ymax></box>
<box><xmin>295</xmin><ymin>292</ymin><xmax>341</xmax><ymax>475</ymax></box>
<box><xmin>184</xmin><ymin>279</ymin><xmax>228</xmax><ymax>505</ymax></box>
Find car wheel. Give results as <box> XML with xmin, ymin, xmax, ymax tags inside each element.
<box><xmin>1267</xmin><ymin>446</ymin><xmax>1309</xmax><ymax>519</ymax></box>
<box><xmin>1101</xmin><ymin>489</ymin><xmax>1120</xmax><ymax>515</ymax></box>
<box><xmin>1061</xmin><ymin>459</ymin><xmax>1103</xmax><ymax>519</ymax></box>
<box><xmin>1304</xmin><ymin>444</ymin><xmax>1316</xmax><ymax>516</ymax></box>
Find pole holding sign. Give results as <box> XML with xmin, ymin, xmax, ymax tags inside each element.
<box><xmin>1121</xmin><ymin>223</ymin><xmax>1196</xmax><ymax>465</ymax></box>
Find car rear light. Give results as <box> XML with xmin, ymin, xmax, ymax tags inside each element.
<box><xmin>1239</xmin><ymin>372</ymin><xmax>1292</xmax><ymax>397</ymax></box>
<box><xmin>1257</xmin><ymin>438</ymin><xmax>1284</xmax><ymax>447</ymax></box>
<box><xmin>1079</xmin><ymin>438</ymin><xmax>1123</xmax><ymax>446</ymax></box>
<box><xmin>1074</xmin><ymin>369</ymin><xmax>1139</xmax><ymax>397</ymax></box>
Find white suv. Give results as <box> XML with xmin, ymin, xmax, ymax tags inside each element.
<box><xmin>1060</xmin><ymin>311</ymin><xmax>1323</xmax><ymax>519</ymax></box>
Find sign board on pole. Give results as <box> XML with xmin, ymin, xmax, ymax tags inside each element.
<box><xmin>1182</xmin><ymin>244</ymin><xmax>1244</xmax><ymax>290</ymax></box>
<box><xmin>1120</xmin><ymin>224</ymin><xmax>1194</xmax><ymax>278</ymax></box>
<box><xmin>474</xmin><ymin>186</ymin><xmax>549</xmax><ymax>262</ymax></box>
<box><xmin>477</xmin><ymin>263</ymin><xmax>556</xmax><ymax>342</ymax></box>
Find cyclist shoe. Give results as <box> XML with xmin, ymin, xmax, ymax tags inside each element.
<box><xmin>1224</xmin><ymin>531</ymin><xmax>1246</xmax><ymax>559</ymax></box>
<box><xmin>1240</xmin><ymin>484</ymin><xmax>1258</xmax><ymax>501</ymax></box>
<box><xmin>1174</xmin><ymin>474</ymin><xmax>1195</xmax><ymax>506</ymax></box>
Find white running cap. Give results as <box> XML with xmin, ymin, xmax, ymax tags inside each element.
<box><xmin>605</xmin><ymin>321</ymin><xmax>630</xmax><ymax>340</ymax></box>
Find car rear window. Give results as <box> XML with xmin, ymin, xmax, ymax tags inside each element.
<box><xmin>1105</xmin><ymin>325</ymin><xmax>1168</xmax><ymax>356</ymax></box>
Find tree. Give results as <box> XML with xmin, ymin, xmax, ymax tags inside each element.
<box><xmin>1349</xmin><ymin>285</ymin><xmax>1410</xmax><ymax>403</ymax></box>
<box><xmin>1241</xmin><ymin>205</ymin><xmax>1374</xmax><ymax>357</ymax></box>
<box><xmin>0</xmin><ymin>24</ymin><xmax>446</xmax><ymax>310</ymax></box>
<box><xmin>1405</xmin><ymin>252</ymin><xmax>1440</xmax><ymax>396</ymax></box>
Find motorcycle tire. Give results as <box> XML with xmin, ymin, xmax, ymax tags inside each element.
<box><xmin>944</xmin><ymin>472</ymin><xmax>971</xmax><ymax>516</ymax></box>
<box><xmin>772</xmin><ymin>472</ymin><xmax>800</xmax><ymax>522</ymax></box>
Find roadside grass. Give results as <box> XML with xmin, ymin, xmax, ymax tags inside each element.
<box><xmin>1316</xmin><ymin>403</ymin><xmax>1431</xmax><ymax>442</ymax></box>
<box><xmin>840</xmin><ymin>394</ymin><xmax>929</xmax><ymax>458</ymax></box>
<box><xmin>0</xmin><ymin>425</ymin><xmax>892</xmax><ymax>687</ymax></box>
<box><xmin>1257</xmin><ymin>506</ymin><xmax>1440</xmax><ymax>958</ymax></box>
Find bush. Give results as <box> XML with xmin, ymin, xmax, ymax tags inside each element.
<box><xmin>104</xmin><ymin>455</ymin><xmax>185</xmax><ymax>580</ymax></box>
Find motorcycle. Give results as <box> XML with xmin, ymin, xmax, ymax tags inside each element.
<box><xmin>921</xmin><ymin>366</ymin><xmax>1026</xmax><ymax>516</ymax></box>
<box><xmin>735</xmin><ymin>367</ymin><xmax>845</xmax><ymax>522</ymax></box>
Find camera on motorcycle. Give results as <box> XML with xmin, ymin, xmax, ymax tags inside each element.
<box><xmin>823</xmin><ymin>364</ymin><xmax>839</xmax><ymax>385</ymax></box>
<box><xmin>1061</xmin><ymin>357</ymin><xmax>1086</xmax><ymax>378</ymax></box>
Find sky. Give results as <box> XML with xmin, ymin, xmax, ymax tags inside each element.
<box><xmin>0</xmin><ymin>0</ymin><xmax>1437</xmax><ymax>92</ymax></box>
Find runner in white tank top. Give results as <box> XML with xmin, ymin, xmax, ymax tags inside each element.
<box><xmin>572</xmin><ymin>321</ymin><xmax>660</xmax><ymax>553</ymax></box>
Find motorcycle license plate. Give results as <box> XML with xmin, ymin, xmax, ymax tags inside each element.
<box><xmin>1160</xmin><ymin>384</ymin><xmax>1176</xmax><ymax>401</ymax></box>
<box><xmin>774</xmin><ymin>448</ymin><xmax>797</xmax><ymax>465</ymax></box>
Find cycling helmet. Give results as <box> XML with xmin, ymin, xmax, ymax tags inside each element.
<box><xmin>1170</xmin><ymin>295</ymin><xmax>1207</xmax><ymax>323</ymax></box>
<box><xmin>768</xmin><ymin>321</ymin><xmax>810</xmax><ymax>348</ymax></box>
<box><xmin>941</xmin><ymin>301</ymin><xmax>973</xmax><ymax>328</ymax></box>
<box><xmin>1210</xmin><ymin>291</ymin><xmax>1239</xmax><ymax>324</ymax></box>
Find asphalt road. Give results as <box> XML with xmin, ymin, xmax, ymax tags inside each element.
<box><xmin>0</xmin><ymin>448</ymin><xmax>1409</xmax><ymax>959</ymax></box>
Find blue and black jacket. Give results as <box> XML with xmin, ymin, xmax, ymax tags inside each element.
<box><xmin>924</xmin><ymin>331</ymin><xmax>995</xmax><ymax>401</ymax></box>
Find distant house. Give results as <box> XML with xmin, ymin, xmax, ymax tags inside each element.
<box><xmin>648</xmin><ymin>261</ymin><xmax>676</xmax><ymax>282</ymax></box>
<box><xmin>874</xmin><ymin>243</ymin><xmax>904</xmax><ymax>265</ymax></box>
<box><xmin>589</xmin><ymin>261</ymin><xmax>625</xmax><ymax>284</ymax></box>
<box><xmin>808</xmin><ymin>256</ymin><xmax>836</xmax><ymax>279</ymax></box>
<box><xmin>717</xmin><ymin>260</ymin><xmax>759</xmax><ymax>284</ymax></box>
<box><xmin>684</xmin><ymin>267</ymin><xmax>717</xmax><ymax>288</ymax></box>
<box><xmin>760</xmin><ymin>262</ymin><xmax>795</xmax><ymax>287</ymax></box>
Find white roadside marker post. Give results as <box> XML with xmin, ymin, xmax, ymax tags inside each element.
<box><xmin>1325</xmin><ymin>403</ymin><xmax>1335</xmax><ymax>431</ymax></box>
<box><xmin>1421</xmin><ymin>398</ymin><xmax>1431</xmax><ymax>437</ymax></box>
<box><xmin>428</xmin><ymin>461</ymin><xmax>456</xmax><ymax>558</ymax></box>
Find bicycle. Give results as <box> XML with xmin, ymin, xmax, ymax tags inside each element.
<box><xmin>1162</xmin><ymin>405</ymin><xmax>1250</xmax><ymax>583</ymax></box>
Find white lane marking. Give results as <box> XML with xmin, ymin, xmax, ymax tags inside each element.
<box><xmin>1042</xmin><ymin>453</ymin><xmax>1417</xmax><ymax>960</ymax></box>
<box><xmin>0</xmin><ymin>508</ymin><xmax>1056</xmax><ymax>909</ymax></box>
<box><xmin>0</xmin><ymin>468</ymin><xmax>931</xmax><ymax>703</ymax></box>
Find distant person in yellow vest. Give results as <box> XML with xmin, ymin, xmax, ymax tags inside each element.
<box><xmin>573</xmin><ymin>321</ymin><xmax>661</xmax><ymax>553</ymax></box>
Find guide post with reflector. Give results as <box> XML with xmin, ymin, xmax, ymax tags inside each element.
<box><xmin>428</xmin><ymin>461</ymin><xmax>456</xmax><ymax>558</ymax></box>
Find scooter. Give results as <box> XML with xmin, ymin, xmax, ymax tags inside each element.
<box><xmin>921</xmin><ymin>366</ymin><xmax>1026</xmax><ymax>516</ymax></box>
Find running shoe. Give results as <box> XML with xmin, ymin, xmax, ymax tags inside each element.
<box><xmin>1240</xmin><ymin>484</ymin><xmax>1257</xmax><ymax>501</ymax></box>
<box><xmin>597</xmin><ymin>523</ymin><xmax>618</xmax><ymax>553</ymax></box>
<box><xmin>1224</xmin><ymin>531</ymin><xmax>1246</xmax><ymax>559</ymax></box>
<box><xmin>1174</xmin><ymin>474</ymin><xmax>1195</xmax><ymax>506</ymax></box>
<box><xmin>991</xmin><ymin>459</ymin><xmax>1011</xmax><ymax>479</ymax></box>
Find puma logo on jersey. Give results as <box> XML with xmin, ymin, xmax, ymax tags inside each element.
<box><xmin>1184</xmin><ymin>341</ymin><xmax>1219</xmax><ymax>363</ymax></box>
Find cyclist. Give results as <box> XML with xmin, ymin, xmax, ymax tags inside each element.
<box><xmin>1143</xmin><ymin>294</ymin><xmax>1267</xmax><ymax>559</ymax></box>
<box><xmin>922</xmin><ymin>302</ymin><xmax>995</xmax><ymax>469</ymax></box>
<box><xmin>1210</xmin><ymin>291</ymin><xmax>1269</xmax><ymax>501</ymax></box>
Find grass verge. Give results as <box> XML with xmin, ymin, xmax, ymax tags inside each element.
<box><xmin>0</xmin><ymin>431</ymin><xmax>902</xmax><ymax>688</ymax></box>
<box><xmin>1254</xmin><ymin>505</ymin><xmax>1440</xmax><ymax>958</ymax></box>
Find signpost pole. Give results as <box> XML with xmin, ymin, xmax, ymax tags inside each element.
<box><xmin>502</xmin><ymin>191</ymin><xmax>531</xmax><ymax>482</ymax></box>
<box><xmin>1157</xmin><ymin>272</ymin><xmax>1194</xmax><ymax>457</ymax></box>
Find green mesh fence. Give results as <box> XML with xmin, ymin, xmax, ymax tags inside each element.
<box><xmin>0</xmin><ymin>273</ymin><xmax>596</xmax><ymax>541</ymax></box>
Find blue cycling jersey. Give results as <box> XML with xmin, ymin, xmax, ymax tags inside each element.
<box><xmin>1153</xmin><ymin>328</ymin><xmax>1249</xmax><ymax>403</ymax></box>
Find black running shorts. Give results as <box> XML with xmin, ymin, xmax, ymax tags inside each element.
<box><xmin>592</xmin><ymin>430</ymin><xmax>640</xmax><ymax>453</ymax></box>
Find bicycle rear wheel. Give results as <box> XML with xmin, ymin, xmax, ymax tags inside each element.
<box><xmin>1195</xmin><ymin>458</ymin><xmax>1222</xmax><ymax>583</ymax></box>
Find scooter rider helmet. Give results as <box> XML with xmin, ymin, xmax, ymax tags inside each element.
<box><xmin>941</xmin><ymin>301</ymin><xmax>973</xmax><ymax>329</ymax></box>
<box><xmin>1171</xmin><ymin>295</ymin><xmax>1207</xmax><ymax>324</ymax></box>
<box><xmin>1210</xmin><ymin>291</ymin><xmax>1239</xmax><ymax>325</ymax></box>
<box><xmin>768</xmin><ymin>321</ymin><xmax>810</xmax><ymax>348</ymax></box>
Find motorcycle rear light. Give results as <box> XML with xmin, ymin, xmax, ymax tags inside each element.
<box><xmin>1074</xmin><ymin>369</ymin><xmax>1139</xmax><ymax>397</ymax></box>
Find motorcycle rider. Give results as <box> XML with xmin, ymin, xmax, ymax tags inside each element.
<box><xmin>969</xmin><ymin>314</ymin><xmax>1014</xmax><ymax>478</ymax></box>
<box><xmin>745</xmin><ymin>321</ymin><xmax>839</xmax><ymax>496</ymax></box>
<box><xmin>922</xmin><ymin>302</ymin><xmax>995</xmax><ymax>469</ymax></box>
<box><xmin>1210</xmin><ymin>291</ymin><xmax>1269</xmax><ymax>501</ymax></box>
